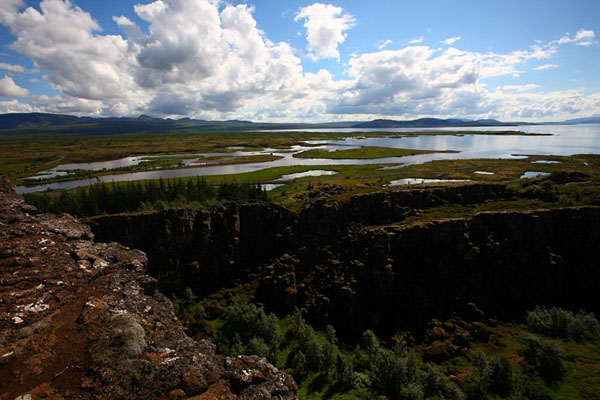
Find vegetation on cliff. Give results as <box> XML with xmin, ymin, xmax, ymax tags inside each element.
<box><xmin>172</xmin><ymin>290</ymin><xmax>600</xmax><ymax>399</ymax></box>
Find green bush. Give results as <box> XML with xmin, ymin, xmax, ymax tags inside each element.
<box><xmin>526</xmin><ymin>306</ymin><xmax>600</xmax><ymax>342</ymax></box>
<box><xmin>334</xmin><ymin>353</ymin><xmax>353</xmax><ymax>388</ymax></box>
<box><xmin>520</xmin><ymin>377</ymin><xmax>553</xmax><ymax>400</ymax></box>
<box><xmin>370</xmin><ymin>348</ymin><xmax>421</xmax><ymax>399</ymax></box>
<box><xmin>486</xmin><ymin>356</ymin><xmax>514</xmax><ymax>397</ymax></box>
<box><xmin>422</xmin><ymin>364</ymin><xmax>462</xmax><ymax>400</ymax></box>
<box><xmin>522</xmin><ymin>336</ymin><xmax>566</xmax><ymax>382</ymax></box>
<box><xmin>292</xmin><ymin>350</ymin><xmax>308</xmax><ymax>380</ymax></box>
<box><xmin>215</xmin><ymin>297</ymin><xmax>280</xmax><ymax>363</ymax></box>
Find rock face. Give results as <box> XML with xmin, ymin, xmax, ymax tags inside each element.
<box><xmin>0</xmin><ymin>182</ymin><xmax>297</xmax><ymax>399</ymax></box>
<box><xmin>88</xmin><ymin>203</ymin><xmax>295</xmax><ymax>297</ymax></box>
<box><xmin>89</xmin><ymin>183</ymin><xmax>600</xmax><ymax>342</ymax></box>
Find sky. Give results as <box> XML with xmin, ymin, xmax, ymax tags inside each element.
<box><xmin>0</xmin><ymin>0</ymin><xmax>599</xmax><ymax>122</ymax></box>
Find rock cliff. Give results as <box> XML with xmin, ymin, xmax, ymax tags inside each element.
<box><xmin>89</xmin><ymin>183</ymin><xmax>600</xmax><ymax>341</ymax></box>
<box><xmin>0</xmin><ymin>182</ymin><xmax>297</xmax><ymax>399</ymax></box>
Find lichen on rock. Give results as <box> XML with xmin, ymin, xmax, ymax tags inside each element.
<box><xmin>0</xmin><ymin>181</ymin><xmax>297</xmax><ymax>399</ymax></box>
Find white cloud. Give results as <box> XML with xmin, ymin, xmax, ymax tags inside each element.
<box><xmin>0</xmin><ymin>0</ymin><xmax>23</xmax><ymax>25</ymax></box>
<box><xmin>0</xmin><ymin>75</ymin><xmax>29</xmax><ymax>97</ymax></box>
<box><xmin>0</xmin><ymin>0</ymin><xmax>597</xmax><ymax>122</ymax></box>
<box><xmin>500</xmin><ymin>84</ymin><xmax>540</xmax><ymax>92</ymax></box>
<box><xmin>0</xmin><ymin>99</ymin><xmax>35</xmax><ymax>113</ymax></box>
<box><xmin>0</xmin><ymin>62</ymin><xmax>25</xmax><ymax>73</ymax></box>
<box><xmin>378</xmin><ymin>39</ymin><xmax>392</xmax><ymax>50</ymax></box>
<box><xmin>4</xmin><ymin>0</ymin><xmax>136</xmax><ymax>103</ymax></box>
<box><xmin>295</xmin><ymin>3</ymin><xmax>355</xmax><ymax>61</ymax></box>
<box><xmin>557</xmin><ymin>29</ymin><xmax>595</xmax><ymax>46</ymax></box>
<box><xmin>408</xmin><ymin>36</ymin><xmax>424</xmax><ymax>44</ymax></box>
<box><xmin>441</xmin><ymin>36</ymin><xmax>461</xmax><ymax>45</ymax></box>
<box><xmin>533</xmin><ymin>64</ymin><xmax>559</xmax><ymax>71</ymax></box>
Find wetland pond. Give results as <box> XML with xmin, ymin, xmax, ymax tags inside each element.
<box><xmin>16</xmin><ymin>124</ymin><xmax>600</xmax><ymax>194</ymax></box>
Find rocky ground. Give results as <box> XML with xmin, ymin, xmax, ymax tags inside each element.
<box><xmin>0</xmin><ymin>181</ymin><xmax>297</xmax><ymax>399</ymax></box>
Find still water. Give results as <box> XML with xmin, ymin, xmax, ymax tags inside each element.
<box><xmin>16</xmin><ymin>124</ymin><xmax>600</xmax><ymax>194</ymax></box>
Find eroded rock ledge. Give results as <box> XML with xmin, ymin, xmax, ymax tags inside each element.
<box><xmin>89</xmin><ymin>183</ymin><xmax>600</xmax><ymax>341</ymax></box>
<box><xmin>0</xmin><ymin>182</ymin><xmax>297</xmax><ymax>399</ymax></box>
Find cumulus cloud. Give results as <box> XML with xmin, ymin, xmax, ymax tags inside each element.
<box><xmin>558</xmin><ymin>29</ymin><xmax>595</xmax><ymax>46</ymax></box>
<box><xmin>0</xmin><ymin>99</ymin><xmax>36</xmax><ymax>113</ymax></box>
<box><xmin>441</xmin><ymin>36</ymin><xmax>461</xmax><ymax>45</ymax></box>
<box><xmin>533</xmin><ymin>64</ymin><xmax>559</xmax><ymax>71</ymax></box>
<box><xmin>3</xmin><ymin>0</ymin><xmax>136</xmax><ymax>104</ymax></box>
<box><xmin>295</xmin><ymin>3</ymin><xmax>355</xmax><ymax>61</ymax></box>
<box><xmin>0</xmin><ymin>0</ymin><xmax>597</xmax><ymax>122</ymax></box>
<box><xmin>0</xmin><ymin>75</ymin><xmax>29</xmax><ymax>97</ymax></box>
<box><xmin>0</xmin><ymin>0</ymin><xmax>23</xmax><ymax>25</ymax></box>
<box><xmin>0</xmin><ymin>62</ymin><xmax>25</xmax><ymax>73</ymax></box>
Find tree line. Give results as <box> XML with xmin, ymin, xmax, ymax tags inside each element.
<box><xmin>24</xmin><ymin>177</ymin><xmax>268</xmax><ymax>217</ymax></box>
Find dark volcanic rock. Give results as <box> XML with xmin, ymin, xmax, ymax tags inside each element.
<box><xmin>88</xmin><ymin>182</ymin><xmax>600</xmax><ymax>342</ymax></box>
<box><xmin>0</xmin><ymin>182</ymin><xmax>296</xmax><ymax>399</ymax></box>
<box><xmin>88</xmin><ymin>202</ymin><xmax>294</xmax><ymax>296</ymax></box>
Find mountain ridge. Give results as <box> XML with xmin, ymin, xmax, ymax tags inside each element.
<box><xmin>0</xmin><ymin>112</ymin><xmax>595</xmax><ymax>133</ymax></box>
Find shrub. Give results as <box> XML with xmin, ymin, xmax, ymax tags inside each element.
<box><xmin>522</xmin><ymin>336</ymin><xmax>566</xmax><ymax>382</ymax></box>
<box><xmin>351</xmin><ymin>372</ymin><xmax>371</xmax><ymax>389</ymax></box>
<box><xmin>526</xmin><ymin>306</ymin><xmax>600</xmax><ymax>342</ymax></box>
<box><xmin>326</xmin><ymin>324</ymin><xmax>338</xmax><ymax>344</ymax></box>
<box><xmin>422</xmin><ymin>364</ymin><xmax>462</xmax><ymax>400</ymax></box>
<box><xmin>334</xmin><ymin>353</ymin><xmax>353</xmax><ymax>388</ymax></box>
<box><xmin>520</xmin><ymin>377</ymin><xmax>553</xmax><ymax>400</ymax></box>
<box><xmin>292</xmin><ymin>350</ymin><xmax>308</xmax><ymax>380</ymax></box>
<box><xmin>487</xmin><ymin>356</ymin><xmax>514</xmax><ymax>397</ymax></box>
<box><xmin>362</xmin><ymin>329</ymin><xmax>380</xmax><ymax>356</ymax></box>
<box><xmin>215</xmin><ymin>296</ymin><xmax>280</xmax><ymax>363</ymax></box>
<box><xmin>472</xmin><ymin>349</ymin><xmax>489</xmax><ymax>391</ymax></box>
<box><xmin>370</xmin><ymin>348</ymin><xmax>421</xmax><ymax>399</ymax></box>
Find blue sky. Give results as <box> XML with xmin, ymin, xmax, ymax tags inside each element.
<box><xmin>0</xmin><ymin>0</ymin><xmax>598</xmax><ymax>121</ymax></box>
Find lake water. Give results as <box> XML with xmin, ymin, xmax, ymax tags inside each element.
<box><xmin>16</xmin><ymin>124</ymin><xmax>600</xmax><ymax>194</ymax></box>
<box><xmin>387</xmin><ymin>178</ymin><xmax>470</xmax><ymax>186</ymax></box>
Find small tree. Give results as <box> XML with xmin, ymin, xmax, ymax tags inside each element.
<box><xmin>292</xmin><ymin>350</ymin><xmax>308</xmax><ymax>380</ymax></box>
<box><xmin>326</xmin><ymin>324</ymin><xmax>338</xmax><ymax>345</ymax></box>
<box><xmin>487</xmin><ymin>357</ymin><xmax>514</xmax><ymax>397</ymax></box>
<box><xmin>522</xmin><ymin>336</ymin><xmax>566</xmax><ymax>382</ymax></box>
<box><xmin>472</xmin><ymin>350</ymin><xmax>489</xmax><ymax>391</ymax></box>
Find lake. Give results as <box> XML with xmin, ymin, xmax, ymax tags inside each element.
<box><xmin>16</xmin><ymin>124</ymin><xmax>600</xmax><ymax>194</ymax></box>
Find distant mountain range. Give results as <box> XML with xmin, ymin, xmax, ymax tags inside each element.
<box><xmin>352</xmin><ymin>118</ymin><xmax>522</xmax><ymax>128</ymax></box>
<box><xmin>563</xmin><ymin>117</ymin><xmax>600</xmax><ymax>124</ymax></box>
<box><xmin>0</xmin><ymin>112</ymin><xmax>597</xmax><ymax>134</ymax></box>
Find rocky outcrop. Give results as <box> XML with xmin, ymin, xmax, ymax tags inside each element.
<box><xmin>88</xmin><ymin>183</ymin><xmax>600</xmax><ymax>342</ymax></box>
<box><xmin>88</xmin><ymin>203</ymin><xmax>294</xmax><ymax>297</ymax></box>
<box><xmin>0</xmin><ymin>182</ymin><xmax>297</xmax><ymax>399</ymax></box>
<box><xmin>260</xmin><ymin>206</ymin><xmax>600</xmax><ymax>339</ymax></box>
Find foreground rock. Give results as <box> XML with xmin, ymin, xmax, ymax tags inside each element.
<box><xmin>0</xmin><ymin>182</ymin><xmax>297</xmax><ymax>399</ymax></box>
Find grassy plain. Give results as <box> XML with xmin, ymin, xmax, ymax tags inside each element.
<box><xmin>0</xmin><ymin>129</ymin><xmax>543</xmax><ymax>182</ymax></box>
<box><xmin>292</xmin><ymin>146</ymin><xmax>453</xmax><ymax>159</ymax></box>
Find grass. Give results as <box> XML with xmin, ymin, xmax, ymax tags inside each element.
<box><xmin>23</xmin><ymin>153</ymin><xmax>599</xmax><ymax>217</ymax></box>
<box><xmin>0</xmin><ymin>129</ymin><xmax>551</xmax><ymax>182</ymax></box>
<box><xmin>293</xmin><ymin>146</ymin><xmax>451</xmax><ymax>159</ymax></box>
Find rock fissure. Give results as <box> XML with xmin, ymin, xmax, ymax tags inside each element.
<box><xmin>88</xmin><ymin>183</ymin><xmax>600</xmax><ymax>340</ymax></box>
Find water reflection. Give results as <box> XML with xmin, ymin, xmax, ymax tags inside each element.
<box><xmin>16</xmin><ymin>124</ymin><xmax>600</xmax><ymax>194</ymax></box>
<box><xmin>387</xmin><ymin>178</ymin><xmax>470</xmax><ymax>186</ymax></box>
<box><xmin>520</xmin><ymin>171</ymin><xmax>551</xmax><ymax>179</ymax></box>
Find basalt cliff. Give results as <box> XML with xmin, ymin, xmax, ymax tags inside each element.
<box><xmin>88</xmin><ymin>183</ymin><xmax>600</xmax><ymax>340</ymax></box>
<box><xmin>0</xmin><ymin>182</ymin><xmax>297</xmax><ymax>399</ymax></box>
